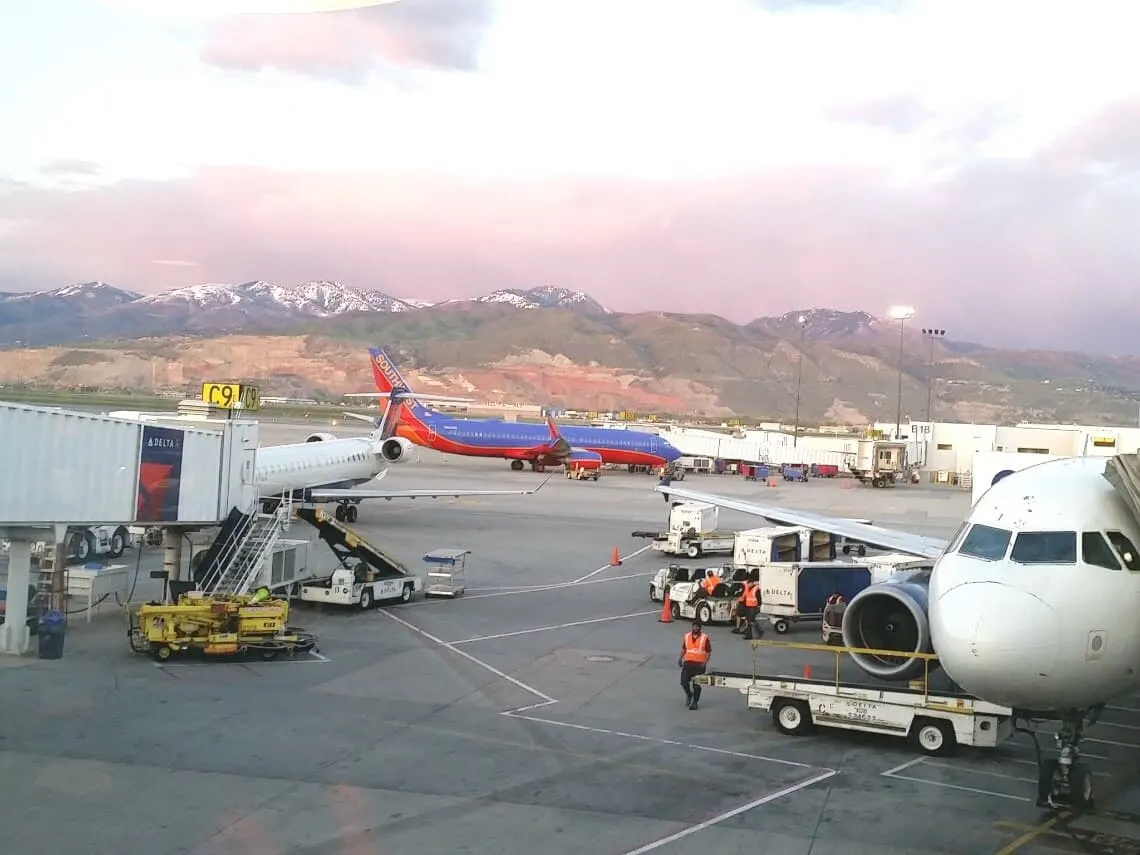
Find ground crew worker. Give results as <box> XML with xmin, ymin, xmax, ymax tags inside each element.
<box><xmin>700</xmin><ymin>570</ymin><xmax>718</xmax><ymax>596</ymax></box>
<box><xmin>678</xmin><ymin>620</ymin><xmax>711</xmax><ymax>710</ymax></box>
<box><xmin>735</xmin><ymin>575</ymin><xmax>763</xmax><ymax>640</ymax></box>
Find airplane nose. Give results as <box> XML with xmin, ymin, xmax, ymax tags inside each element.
<box><xmin>932</xmin><ymin>582</ymin><xmax>1059</xmax><ymax>705</ymax></box>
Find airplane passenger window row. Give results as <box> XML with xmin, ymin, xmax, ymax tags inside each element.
<box><xmin>955</xmin><ymin>523</ymin><xmax>1139</xmax><ymax>570</ymax></box>
<box><xmin>265</xmin><ymin>451</ymin><xmax>368</xmax><ymax>474</ymax></box>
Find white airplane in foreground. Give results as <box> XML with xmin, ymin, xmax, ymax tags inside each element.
<box><xmin>659</xmin><ymin>455</ymin><xmax>1140</xmax><ymax>811</ymax></box>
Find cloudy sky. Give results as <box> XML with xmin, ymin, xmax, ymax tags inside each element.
<box><xmin>1</xmin><ymin>0</ymin><xmax>1138</xmax><ymax>352</ymax></box>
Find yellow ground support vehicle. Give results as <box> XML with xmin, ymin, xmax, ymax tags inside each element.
<box><xmin>128</xmin><ymin>587</ymin><xmax>318</xmax><ymax>662</ymax></box>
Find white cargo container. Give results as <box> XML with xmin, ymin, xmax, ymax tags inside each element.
<box><xmin>0</xmin><ymin>403</ymin><xmax>258</xmax><ymax>526</ymax></box>
<box><xmin>669</xmin><ymin>502</ymin><xmax>718</xmax><ymax>535</ymax></box>
<box><xmin>733</xmin><ymin>526</ymin><xmax>836</xmax><ymax>568</ymax></box>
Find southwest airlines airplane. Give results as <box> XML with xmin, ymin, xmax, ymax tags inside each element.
<box><xmin>356</xmin><ymin>347</ymin><xmax>684</xmax><ymax>473</ymax></box>
<box><xmin>661</xmin><ymin>454</ymin><xmax>1140</xmax><ymax>811</ymax></box>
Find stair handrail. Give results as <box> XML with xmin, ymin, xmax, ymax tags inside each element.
<box><xmin>226</xmin><ymin>509</ymin><xmax>289</xmax><ymax>596</ymax></box>
<box><xmin>198</xmin><ymin>496</ymin><xmax>261</xmax><ymax>593</ymax></box>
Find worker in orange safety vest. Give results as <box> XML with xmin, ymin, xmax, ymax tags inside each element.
<box><xmin>678</xmin><ymin>620</ymin><xmax>711</xmax><ymax>710</ymax></box>
<box><xmin>732</xmin><ymin>575</ymin><xmax>764</xmax><ymax>640</ymax></box>
<box><xmin>700</xmin><ymin>571</ymin><xmax>718</xmax><ymax>596</ymax></box>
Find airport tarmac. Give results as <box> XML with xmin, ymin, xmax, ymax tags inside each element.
<box><xmin>4</xmin><ymin>428</ymin><xmax>1140</xmax><ymax>854</ymax></box>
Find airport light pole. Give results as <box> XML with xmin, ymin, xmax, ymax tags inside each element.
<box><xmin>922</xmin><ymin>327</ymin><xmax>946</xmax><ymax>422</ymax></box>
<box><xmin>792</xmin><ymin>314</ymin><xmax>808</xmax><ymax>447</ymax></box>
<box><xmin>889</xmin><ymin>306</ymin><xmax>915</xmax><ymax>440</ymax></box>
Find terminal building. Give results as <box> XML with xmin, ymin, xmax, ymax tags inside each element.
<box><xmin>624</xmin><ymin>419</ymin><xmax>1140</xmax><ymax>482</ymax></box>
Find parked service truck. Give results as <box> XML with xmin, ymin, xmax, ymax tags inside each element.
<box><xmin>849</xmin><ymin>439</ymin><xmax>907</xmax><ymax>488</ymax></box>
<box><xmin>634</xmin><ymin>502</ymin><xmax>736</xmax><ymax>559</ymax></box>
<box><xmin>759</xmin><ymin>562</ymin><xmax>873</xmax><ymax>634</ymax></box>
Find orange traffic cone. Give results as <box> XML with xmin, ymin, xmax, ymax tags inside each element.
<box><xmin>659</xmin><ymin>590</ymin><xmax>673</xmax><ymax>623</ymax></box>
<box><xmin>611</xmin><ymin>546</ymin><xmax>622</xmax><ymax>567</ymax></box>
<box><xmin>803</xmin><ymin>664</ymin><xmax>812</xmax><ymax>680</ymax></box>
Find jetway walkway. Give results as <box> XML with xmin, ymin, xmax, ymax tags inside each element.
<box><xmin>1104</xmin><ymin>456</ymin><xmax>1140</xmax><ymax>527</ymax></box>
<box><xmin>294</xmin><ymin>507</ymin><xmax>412</xmax><ymax>580</ymax></box>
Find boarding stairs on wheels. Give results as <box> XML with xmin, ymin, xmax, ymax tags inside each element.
<box><xmin>198</xmin><ymin>495</ymin><xmax>294</xmax><ymax>598</ymax></box>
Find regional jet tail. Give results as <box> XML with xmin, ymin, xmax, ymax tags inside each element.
<box><xmin>656</xmin><ymin>454</ymin><xmax>1140</xmax><ymax>809</ymax></box>
<box><xmin>355</xmin><ymin>346</ymin><xmax>682</xmax><ymax>472</ymax></box>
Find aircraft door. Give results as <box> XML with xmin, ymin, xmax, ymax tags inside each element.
<box><xmin>428</xmin><ymin>424</ymin><xmax>438</xmax><ymax>445</ymax></box>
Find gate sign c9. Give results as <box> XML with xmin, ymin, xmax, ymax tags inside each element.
<box><xmin>201</xmin><ymin>382</ymin><xmax>261</xmax><ymax>411</ymax></box>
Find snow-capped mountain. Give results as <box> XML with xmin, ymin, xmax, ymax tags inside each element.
<box><xmin>752</xmin><ymin>308</ymin><xmax>880</xmax><ymax>341</ymax></box>
<box><xmin>137</xmin><ymin>280</ymin><xmax>412</xmax><ymax>316</ymax></box>
<box><xmin>0</xmin><ymin>280</ymin><xmax>611</xmax><ymax>347</ymax></box>
<box><xmin>475</xmin><ymin>286</ymin><xmax>611</xmax><ymax>315</ymax></box>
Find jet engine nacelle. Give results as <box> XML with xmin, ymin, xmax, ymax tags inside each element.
<box><xmin>305</xmin><ymin>432</ymin><xmax>337</xmax><ymax>443</ymax></box>
<box><xmin>380</xmin><ymin>436</ymin><xmax>413</xmax><ymax>463</ymax></box>
<box><xmin>841</xmin><ymin>568</ymin><xmax>938</xmax><ymax>681</ymax></box>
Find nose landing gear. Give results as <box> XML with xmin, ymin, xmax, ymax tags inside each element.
<box><xmin>1027</xmin><ymin>708</ymin><xmax>1098</xmax><ymax>811</ymax></box>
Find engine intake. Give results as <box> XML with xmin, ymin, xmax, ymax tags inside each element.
<box><xmin>841</xmin><ymin>569</ymin><xmax>937</xmax><ymax>681</ymax></box>
<box><xmin>305</xmin><ymin>432</ymin><xmax>336</xmax><ymax>443</ymax></box>
<box><xmin>380</xmin><ymin>436</ymin><xmax>412</xmax><ymax>463</ymax></box>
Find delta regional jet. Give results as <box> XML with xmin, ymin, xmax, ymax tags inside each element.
<box><xmin>355</xmin><ymin>347</ymin><xmax>684</xmax><ymax>473</ymax></box>
<box><xmin>661</xmin><ymin>454</ymin><xmax>1140</xmax><ymax>811</ymax></box>
<box><xmin>117</xmin><ymin>386</ymin><xmax>548</xmax><ymax>524</ymax></box>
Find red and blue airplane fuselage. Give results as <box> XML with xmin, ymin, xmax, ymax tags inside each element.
<box><xmin>368</xmin><ymin>348</ymin><xmax>683</xmax><ymax>470</ymax></box>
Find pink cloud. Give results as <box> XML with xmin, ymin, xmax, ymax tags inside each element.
<box><xmin>199</xmin><ymin>0</ymin><xmax>494</xmax><ymax>81</ymax></box>
<box><xmin>3</xmin><ymin>105</ymin><xmax>1140</xmax><ymax>354</ymax></box>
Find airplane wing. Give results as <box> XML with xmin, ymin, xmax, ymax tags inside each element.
<box><xmin>310</xmin><ymin>475</ymin><xmax>553</xmax><ymax>502</ymax></box>
<box><xmin>656</xmin><ymin>484</ymin><xmax>949</xmax><ymax>560</ymax></box>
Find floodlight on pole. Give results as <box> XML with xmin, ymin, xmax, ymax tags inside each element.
<box><xmin>888</xmin><ymin>306</ymin><xmax>914</xmax><ymax>440</ymax></box>
<box><xmin>792</xmin><ymin>314</ymin><xmax>808</xmax><ymax>447</ymax></box>
<box><xmin>922</xmin><ymin>328</ymin><xmax>946</xmax><ymax>422</ymax></box>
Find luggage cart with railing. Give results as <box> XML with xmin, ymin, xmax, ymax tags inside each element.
<box><xmin>422</xmin><ymin>549</ymin><xmax>471</xmax><ymax>598</ymax></box>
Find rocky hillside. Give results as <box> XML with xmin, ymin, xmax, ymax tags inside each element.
<box><xmin>1</xmin><ymin>298</ymin><xmax>1138</xmax><ymax>424</ymax></box>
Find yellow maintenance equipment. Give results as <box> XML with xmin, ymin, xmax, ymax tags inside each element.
<box><xmin>128</xmin><ymin>586</ymin><xmax>317</xmax><ymax>662</ymax></box>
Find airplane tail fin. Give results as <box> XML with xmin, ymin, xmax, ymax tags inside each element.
<box><xmin>544</xmin><ymin>417</ymin><xmax>572</xmax><ymax>457</ymax></box>
<box><xmin>342</xmin><ymin>347</ymin><xmax>473</xmax><ymax>438</ymax></box>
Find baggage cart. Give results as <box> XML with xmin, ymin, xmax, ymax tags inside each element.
<box><xmin>423</xmin><ymin>548</ymin><xmax>470</xmax><ymax>598</ymax></box>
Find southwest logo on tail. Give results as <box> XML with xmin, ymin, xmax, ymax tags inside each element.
<box><xmin>364</xmin><ymin>347</ymin><xmax>683</xmax><ymax>473</ymax></box>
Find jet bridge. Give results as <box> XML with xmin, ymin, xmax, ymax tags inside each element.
<box><xmin>1104</xmin><ymin>455</ymin><xmax>1140</xmax><ymax>529</ymax></box>
<box><xmin>295</xmin><ymin>507</ymin><xmax>412</xmax><ymax>580</ymax></box>
<box><xmin>0</xmin><ymin>402</ymin><xmax>259</xmax><ymax>655</ymax></box>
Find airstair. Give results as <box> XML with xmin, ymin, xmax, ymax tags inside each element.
<box><xmin>1104</xmin><ymin>455</ymin><xmax>1140</xmax><ymax>527</ymax></box>
<box><xmin>295</xmin><ymin>506</ymin><xmax>411</xmax><ymax>580</ymax></box>
<box><xmin>198</xmin><ymin>496</ymin><xmax>294</xmax><ymax>597</ymax></box>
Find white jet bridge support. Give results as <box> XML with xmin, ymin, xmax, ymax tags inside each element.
<box><xmin>0</xmin><ymin>402</ymin><xmax>260</xmax><ymax>655</ymax></box>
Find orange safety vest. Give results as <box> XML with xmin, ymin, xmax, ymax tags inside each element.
<box><xmin>701</xmin><ymin>575</ymin><xmax>717</xmax><ymax>595</ymax></box>
<box><xmin>682</xmin><ymin>631</ymin><xmax>711</xmax><ymax>664</ymax></box>
<box><xmin>741</xmin><ymin>580</ymin><xmax>759</xmax><ymax>608</ymax></box>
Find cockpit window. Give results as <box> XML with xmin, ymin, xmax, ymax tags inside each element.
<box><xmin>947</xmin><ymin>521</ymin><xmax>970</xmax><ymax>553</ymax></box>
<box><xmin>1082</xmin><ymin>532</ymin><xmax>1122</xmax><ymax>570</ymax></box>
<box><xmin>957</xmin><ymin>524</ymin><xmax>1012</xmax><ymax>561</ymax></box>
<box><xmin>1106</xmin><ymin>532</ymin><xmax>1139</xmax><ymax>572</ymax></box>
<box><xmin>1010</xmin><ymin>531</ymin><xmax>1076</xmax><ymax>565</ymax></box>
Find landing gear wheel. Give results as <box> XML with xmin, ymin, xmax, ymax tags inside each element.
<box><xmin>346</xmin><ymin>505</ymin><xmax>358</xmax><ymax>524</ymax></box>
<box><xmin>109</xmin><ymin>528</ymin><xmax>127</xmax><ymax>559</ymax></box>
<box><xmin>911</xmin><ymin>718</ymin><xmax>957</xmax><ymax>757</ymax></box>
<box><xmin>686</xmin><ymin>543</ymin><xmax>701</xmax><ymax>559</ymax></box>
<box><xmin>1071</xmin><ymin>762</ymin><xmax>1095</xmax><ymax>810</ymax></box>
<box><xmin>1037</xmin><ymin>759</ymin><xmax>1060</xmax><ymax>808</ymax></box>
<box><xmin>152</xmin><ymin>644</ymin><xmax>172</xmax><ymax>662</ymax></box>
<box><xmin>360</xmin><ymin>588</ymin><xmax>374</xmax><ymax>610</ymax></box>
<box><xmin>511</xmin><ymin>460</ymin><xmax>524</xmax><ymax>471</ymax></box>
<box><xmin>773</xmin><ymin>619</ymin><xmax>790</xmax><ymax>634</ymax></box>
<box><xmin>335</xmin><ymin>504</ymin><xmax>347</xmax><ymax>522</ymax></box>
<box><xmin>696</xmin><ymin>602</ymin><xmax>712</xmax><ymax>624</ymax></box>
<box><xmin>772</xmin><ymin>699</ymin><xmax>814</xmax><ymax>736</ymax></box>
<box><xmin>400</xmin><ymin>584</ymin><xmax>413</xmax><ymax>604</ymax></box>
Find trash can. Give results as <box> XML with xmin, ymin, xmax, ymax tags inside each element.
<box><xmin>37</xmin><ymin>609</ymin><xmax>66</xmax><ymax>660</ymax></box>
